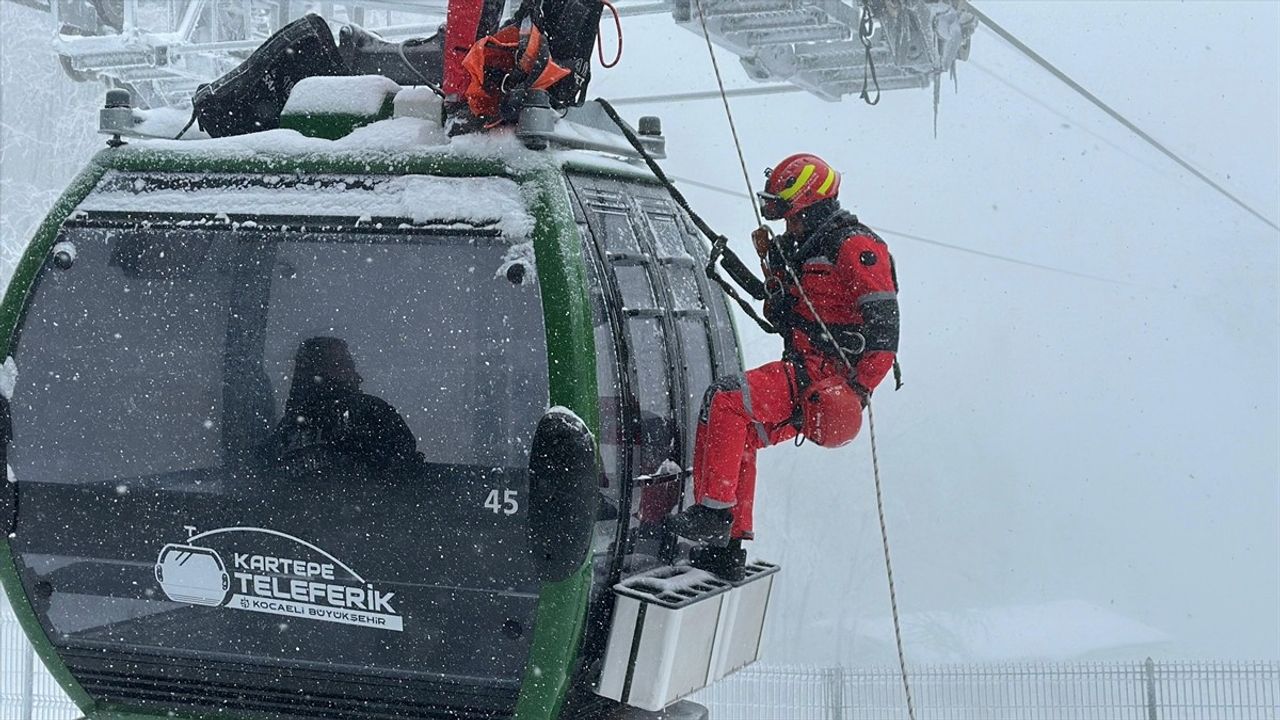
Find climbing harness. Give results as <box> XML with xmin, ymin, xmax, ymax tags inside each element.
<box><xmin>514</xmin><ymin>0</ymin><xmax>608</xmax><ymax>107</ymax></box>
<box><xmin>462</xmin><ymin>17</ymin><xmax>571</xmax><ymax>123</ymax></box>
<box><xmin>691</xmin><ymin>1</ymin><xmax>916</xmax><ymax>716</ymax></box>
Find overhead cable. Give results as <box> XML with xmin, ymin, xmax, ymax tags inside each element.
<box><xmin>668</xmin><ymin>175</ymin><xmax>1132</xmax><ymax>285</ymax></box>
<box><xmin>609</xmin><ymin>85</ymin><xmax>803</xmax><ymax>106</ymax></box>
<box><xmin>968</xmin><ymin>3</ymin><xmax>1279</xmax><ymax>233</ymax></box>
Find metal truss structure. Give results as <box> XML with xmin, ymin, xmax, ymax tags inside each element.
<box><xmin>671</xmin><ymin>0</ymin><xmax>976</xmax><ymax>100</ymax></box>
<box><xmin>4</xmin><ymin>0</ymin><xmax>976</xmax><ymax>108</ymax></box>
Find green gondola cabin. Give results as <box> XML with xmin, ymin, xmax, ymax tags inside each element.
<box><xmin>0</xmin><ymin>49</ymin><xmax>778</xmax><ymax>720</ymax></box>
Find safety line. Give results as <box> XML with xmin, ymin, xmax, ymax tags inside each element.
<box><xmin>691</xmin><ymin>2</ymin><xmax>917</xmax><ymax>718</ymax></box>
<box><xmin>693</xmin><ymin>0</ymin><xmax>762</xmax><ymax>228</ymax></box>
<box><xmin>865</xmin><ymin>402</ymin><xmax>916</xmax><ymax>720</ymax></box>
<box><xmin>969</xmin><ymin>3</ymin><xmax>1279</xmax><ymax>234</ymax></box>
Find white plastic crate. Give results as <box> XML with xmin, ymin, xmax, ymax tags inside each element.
<box><xmin>596</xmin><ymin>561</ymin><xmax>780</xmax><ymax>711</ymax></box>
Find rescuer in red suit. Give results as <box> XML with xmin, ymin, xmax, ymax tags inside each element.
<box><xmin>668</xmin><ymin>153</ymin><xmax>901</xmax><ymax>580</ymax></box>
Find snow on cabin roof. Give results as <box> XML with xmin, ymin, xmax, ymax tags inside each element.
<box><xmin>119</xmin><ymin>105</ymin><xmax>660</xmax><ymax>182</ymax></box>
<box><xmin>282</xmin><ymin>75</ymin><xmax>402</xmax><ymax>118</ymax></box>
<box><xmin>116</xmin><ymin>90</ymin><xmax>665</xmax><ymax>190</ymax></box>
<box><xmin>78</xmin><ymin>171</ymin><xmax>536</xmax><ymax>239</ymax></box>
<box><xmin>127</xmin><ymin>117</ymin><xmax>519</xmax><ymax>164</ymax></box>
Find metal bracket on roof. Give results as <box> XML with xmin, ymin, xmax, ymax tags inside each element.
<box><xmin>517</xmin><ymin>98</ymin><xmax>666</xmax><ymax>159</ymax></box>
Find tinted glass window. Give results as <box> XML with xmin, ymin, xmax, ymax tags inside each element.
<box><xmin>646</xmin><ymin>212</ymin><xmax>692</xmax><ymax>260</ymax></box>
<box><xmin>668</xmin><ymin>264</ymin><xmax>705</xmax><ymax>311</ymax></box>
<box><xmin>678</xmin><ymin>317</ymin><xmax>714</xmax><ymax>467</ymax></box>
<box><xmin>626</xmin><ymin>317</ymin><xmax>674</xmax><ymax>476</ymax></box>
<box><xmin>592</xmin><ymin>209</ymin><xmax>641</xmax><ymax>254</ymax></box>
<box><xmin>614</xmin><ymin>263</ymin><xmax>656</xmax><ymax>309</ymax></box>
<box><xmin>10</xmin><ymin>222</ymin><xmax>548</xmax><ymax>688</ymax></box>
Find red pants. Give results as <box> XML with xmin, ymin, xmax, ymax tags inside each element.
<box><xmin>689</xmin><ymin>360</ymin><xmax>807</xmax><ymax>539</ymax></box>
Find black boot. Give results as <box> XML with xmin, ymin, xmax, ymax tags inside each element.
<box><xmin>667</xmin><ymin>504</ymin><xmax>733</xmax><ymax>546</ymax></box>
<box><xmin>690</xmin><ymin>538</ymin><xmax>747</xmax><ymax>582</ymax></box>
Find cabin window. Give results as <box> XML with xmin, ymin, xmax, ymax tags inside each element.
<box><xmin>645</xmin><ymin>212</ymin><xmax>693</xmax><ymax>261</ymax></box>
<box><xmin>666</xmin><ymin>264</ymin><xmax>704</xmax><ymax>311</ymax></box>
<box><xmin>613</xmin><ymin>263</ymin><xmax>657</xmax><ymax>309</ymax></box>
<box><xmin>580</xmin><ymin>234</ymin><xmax>624</xmax><ymax>512</ymax></box>
<box><xmin>579</xmin><ymin>190</ymin><xmax>642</xmax><ymax>255</ymax></box>
<box><xmin>677</xmin><ymin>316</ymin><xmax>715</xmax><ymax>460</ymax></box>
<box><xmin>626</xmin><ymin>317</ymin><xmax>675</xmax><ymax>474</ymax></box>
<box><xmin>639</xmin><ymin>205</ymin><xmax>719</xmax><ymax>469</ymax></box>
<box><xmin>568</xmin><ymin>175</ymin><xmax>742</xmax><ymax>574</ymax></box>
<box><xmin>9</xmin><ymin>220</ymin><xmax>548</xmax><ymax>689</ymax></box>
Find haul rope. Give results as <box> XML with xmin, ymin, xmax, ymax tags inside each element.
<box><xmin>691</xmin><ymin>1</ymin><xmax>916</xmax><ymax>717</ymax></box>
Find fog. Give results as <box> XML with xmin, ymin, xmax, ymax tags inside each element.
<box><xmin>2</xmin><ymin>0</ymin><xmax>1276</xmax><ymax>668</ymax></box>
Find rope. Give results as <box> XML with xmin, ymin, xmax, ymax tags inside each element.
<box><xmin>693</xmin><ymin>0</ymin><xmax>763</xmax><ymax>228</ymax></box>
<box><xmin>174</xmin><ymin>108</ymin><xmax>198</xmax><ymax>140</ymax></box>
<box><xmin>867</xmin><ymin>400</ymin><xmax>916</xmax><ymax>720</ymax></box>
<box><xmin>691</xmin><ymin>3</ymin><xmax>915</xmax><ymax>716</ymax></box>
<box><xmin>597</xmin><ymin>0</ymin><xmax>623</xmax><ymax>68</ymax></box>
<box><xmin>397</xmin><ymin>39</ymin><xmax>446</xmax><ymax>97</ymax></box>
<box><xmin>594</xmin><ymin>98</ymin><xmax>778</xmax><ymax>335</ymax></box>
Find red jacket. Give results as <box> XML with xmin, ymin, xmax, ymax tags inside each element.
<box><xmin>762</xmin><ymin>211</ymin><xmax>899</xmax><ymax>394</ymax></box>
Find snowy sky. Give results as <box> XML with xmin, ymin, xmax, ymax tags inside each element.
<box><xmin>1</xmin><ymin>1</ymin><xmax>1277</xmax><ymax>665</ymax></box>
<box><xmin>588</xmin><ymin>0</ymin><xmax>1280</xmax><ymax>663</ymax></box>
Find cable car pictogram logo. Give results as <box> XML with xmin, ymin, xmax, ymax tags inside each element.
<box><xmin>155</xmin><ymin>526</ymin><xmax>403</xmax><ymax>632</ymax></box>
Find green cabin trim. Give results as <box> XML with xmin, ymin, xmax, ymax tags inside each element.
<box><xmin>279</xmin><ymin>97</ymin><xmax>397</xmax><ymax>141</ymax></box>
<box><xmin>0</xmin><ymin>155</ymin><xmax>116</xmax><ymax>717</ymax></box>
<box><xmin>0</xmin><ymin>144</ymin><xmax>611</xmax><ymax>720</ymax></box>
<box><xmin>513</xmin><ymin>172</ymin><xmax>599</xmax><ymax>720</ymax></box>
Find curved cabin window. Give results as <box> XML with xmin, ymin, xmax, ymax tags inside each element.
<box><xmin>6</xmin><ymin>173</ymin><xmax>548</xmax><ymax>714</ymax></box>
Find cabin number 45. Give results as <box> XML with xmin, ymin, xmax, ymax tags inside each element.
<box><xmin>484</xmin><ymin>489</ymin><xmax>519</xmax><ymax>516</ymax></box>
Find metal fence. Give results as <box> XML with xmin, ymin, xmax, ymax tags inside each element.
<box><xmin>696</xmin><ymin>661</ymin><xmax>1280</xmax><ymax>720</ymax></box>
<box><xmin>0</xmin><ymin>600</ymin><xmax>79</xmax><ymax>720</ymax></box>
<box><xmin>2</xmin><ymin>594</ymin><xmax>1276</xmax><ymax>719</ymax></box>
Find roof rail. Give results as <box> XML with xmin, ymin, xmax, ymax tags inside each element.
<box><xmin>517</xmin><ymin>97</ymin><xmax>666</xmax><ymax>160</ymax></box>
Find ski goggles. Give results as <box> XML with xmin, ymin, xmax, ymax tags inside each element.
<box><xmin>757</xmin><ymin>191</ymin><xmax>789</xmax><ymax>221</ymax></box>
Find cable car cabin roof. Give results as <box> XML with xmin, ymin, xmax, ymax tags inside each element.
<box><xmin>96</xmin><ymin>99</ymin><xmax>664</xmax><ymax>186</ymax></box>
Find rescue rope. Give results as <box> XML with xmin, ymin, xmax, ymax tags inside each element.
<box><xmin>691</xmin><ymin>3</ymin><xmax>915</xmax><ymax>717</ymax></box>
<box><xmin>597</xmin><ymin>0</ymin><xmax>623</xmax><ymax>69</ymax></box>
<box><xmin>692</xmin><ymin>0</ymin><xmax>762</xmax><ymax>229</ymax></box>
<box><xmin>866</xmin><ymin>401</ymin><xmax>916</xmax><ymax>719</ymax></box>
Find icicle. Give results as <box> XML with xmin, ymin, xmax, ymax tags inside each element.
<box><xmin>932</xmin><ymin>72</ymin><xmax>941</xmax><ymax>138</ymax></box>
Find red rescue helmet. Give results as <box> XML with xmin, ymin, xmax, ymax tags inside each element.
<box><xmin>758</xmin><ymin>153</ymin><xmax>842</xmax><ymax>220</ymax></box>
<box><xmin>801</xmin><ymin>376</ymin><xmax>863</xmax><ymax>448</ymax></box>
